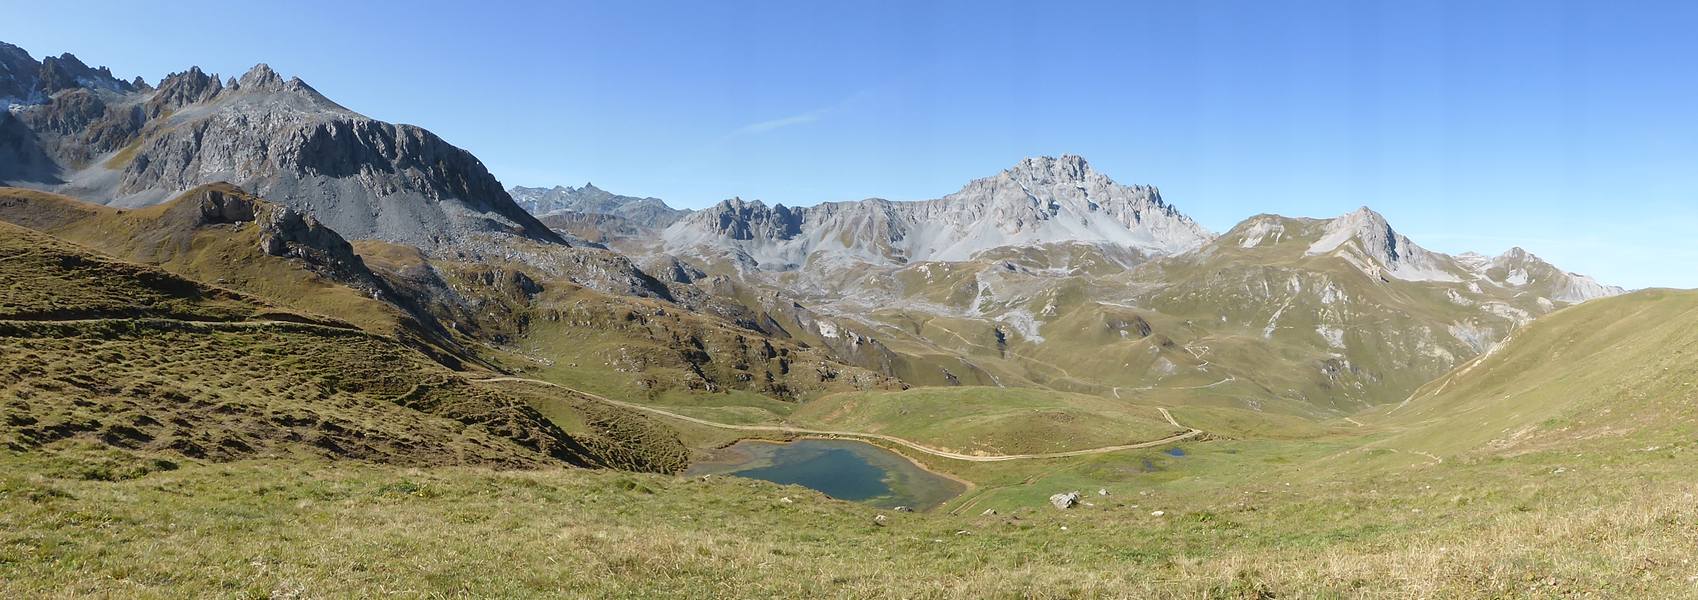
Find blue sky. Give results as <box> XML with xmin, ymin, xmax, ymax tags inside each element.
<box><xmin>7</xmin><ymin>0</ymin><xmax>1697</xmax><ymax>289</ymax></box>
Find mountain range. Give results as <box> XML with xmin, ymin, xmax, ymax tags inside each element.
<box><xmin>1</xmin><ymin>35</ymin><xmax>1624</xmax><ymax>416</ymax></box>
<box><xmin>590</xmin><ymin>154</ymin><xmax>1623</xmax><ymax>413</ymax></box>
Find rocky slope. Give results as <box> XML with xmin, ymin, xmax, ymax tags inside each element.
<box><xmin>0</xmin><ymin>41</ymin><xmax>559</xmax><ymax>250</ymax></box>
<box><xmin>660</xmin><ymin>155</ymin><xmax>1213</xmax><ymax>270</ymax></box>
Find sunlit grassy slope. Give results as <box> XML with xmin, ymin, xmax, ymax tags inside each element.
<box><xmin>790</xmin><ymin>386</ymin><xmax>1182</xmax><ymax>455</ymax></box>
<box><xmin>0</xmin><ymin>185</ymin><xmax>407</xmax><ymax>335</ymax></box>
<box><xmin>4</xmin><ymin>427</ymin><xmax>1696</xmax><ymax>598</ymax></box>
<box><xmin>0</xmin><ymin>220</ymin><xmax>610</xmax><ymax>469</ymax></box>
<box><xmin>1375</xmin><ymin>288</ymin><xmax>1698</xmax><ymax>456</ymax></box>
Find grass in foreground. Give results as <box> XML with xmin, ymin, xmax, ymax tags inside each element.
<box><xmin>2</xmin><ymin>442</ymin><xmax>1696</xmax><ymax>598</ymax></box>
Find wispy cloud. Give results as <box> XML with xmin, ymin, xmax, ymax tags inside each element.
<box><xmin>722</xmin><ymin>91</ymin><xmax>869</xmax><ymax>139</ymax></box>
<box><xmin>731</xmin><ymin>110</ymin><xmax>830</xmax><ymax>136</ymax></box>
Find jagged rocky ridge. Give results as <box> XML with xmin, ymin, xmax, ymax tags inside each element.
<box><xmin>509</xmin><ymin>183</ymin><xmax>691</xmax><ymax>243</ymax></box>
<box><xmin>660</xmin><ymin>155</ymin><xmax>1214</xmax><ymax>270</ymax></box>
<box><xmin>0</xmin><ymin>41</ymin><xmax>559</xmax><ymax>250</ymax></box>
<box><xmin>510</xmin><ymin>183</ymin><xmax>688</xmax><ymax>226</ymax></box>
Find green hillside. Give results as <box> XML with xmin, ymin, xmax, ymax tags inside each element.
<box><xmin>1375</xmin><ymin>288</ymin><xmax>1698</xmax><ymax>456</ymax></box>
<box><xmin>0</xmin><ymin>220</ymin><xmax>609</xmax><ymax>469</ymax></box>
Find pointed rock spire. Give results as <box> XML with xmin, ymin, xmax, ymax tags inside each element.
<box><xmin>239</xmin><ymin>63</ymin><xmax>286</xmax><ymax>91</ymax></box>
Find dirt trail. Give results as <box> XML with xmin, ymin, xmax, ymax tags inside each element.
<box><xmin>474</xmin><ymin>376</ymin><xmax>1204</xmax><ymax>463</ymax></box>
<box><xmin>0</xmin><ymin>317</ymin><xmax>361</xmax><ymax>331</ymax></box>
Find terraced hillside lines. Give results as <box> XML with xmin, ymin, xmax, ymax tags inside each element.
<box><xmin>0</xmin><ymin>185</ymin><xmax>432</xmax><ymax>340</ymax></box>
<box><xmin>0</xmin><ymin>220</ymin><xmax>601</xmax><ymax>468</ymax></box>
<box><xmin>515</xmin><ymin>285</ymin><xmax>902</xmax><ymax>410</ymax></box>
<box><xmin>495</xmin><ymin>381</ymin><xmax>693</xmax><ymax>474</ymax></box>
<box><xmin>475</xmin><ymin>377</ymin><xmax>1205</xmax><ymax>462</ymax></box>
<box><xmin>0</xmin><ymin>221</ymin><xmax>266</xmax><ymax>323</ymax></box>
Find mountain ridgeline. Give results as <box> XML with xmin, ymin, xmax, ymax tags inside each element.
<box><xmin>660</xmin><ymin>155</ymin><xmax>1212</xmax><ymax>270</ymax></box>
<box><xmin>0</xmin><ymin>42</ymin><xmax>558</xmax><ymax>250</ymax></box>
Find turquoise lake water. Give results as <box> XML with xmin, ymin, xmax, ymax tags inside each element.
<box><xmin>686</xmin><ymin>439</ymin><xmax>966</xmax><ymax>510</ymax></box>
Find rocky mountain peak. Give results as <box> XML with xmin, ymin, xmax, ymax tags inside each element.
<box><xmin>1307</xmin><ymin>207</ymin><xmax>1458</xmax><ymax>282</ymax></box>
<box><xmin>1005</xmin><ymin>154</ymin><xmax>1095</xmax><ymax>184</ymax></box>
<box><xmin>238</xmin><ymin>63</ymin><xmax>286</xmax><ymax>91</ymax></box>
<box><xmin>1497</xmin><ymin>246</ymin><xmax>1532</xmax><ymax>262</ymax></box>
<box><xmin>146</xmin><ymin>66</ymin><xmax>224</xmax><ymax>117</ymax></box>
<box><xmin>663</xmin><ymin>155</ymin><xmax>1213</xmax><ymax>269</ymax></box>
<box><xmin>955</xmin><ymin>155</ymin><xmax>1176</xmax><ymax>223</ymax></box>
<box><xmin>507</xmin><ymin>182</ymin><xmax>690</xmax><ymax>239</ymax></box>
<box><xmin>696</xmin><ymin>197</ymin><xmax>803</xmax><ymax>242</ymax></box>
<box><xmin>0</xmin><ymin>46</ymin><xmax>134</xmax><ymax>100</ymax></box>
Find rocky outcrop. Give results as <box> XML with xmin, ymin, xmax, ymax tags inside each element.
<box><xmin>172</xmin><ymin>184</ymin><xmax>382</xmax><ymax>292</ymax></box>
<box><xmin>144</xmin><ymin>67</ymin><xmax>224</xmax><ymax>118</ymax></box>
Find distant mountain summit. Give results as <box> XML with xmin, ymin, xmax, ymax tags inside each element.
<box><xmin>509</xmin><ymin>183</ymin><xmax>687</xmax><ymax>227</ymax></box>
<box><xmin>1223</xmin><ymin>207</ymin><xmax>1623</xmax><ymax>302</ymax></box>
<box><xmin>0</xmin><ymin>41</ymin><xmax>559</xmax><ymax>250</ymax></box>
<box><xmin>662</xmin><ymin>155</ymin><xmax>1214</xmax><ymax>269</ymax></box>
<box><xmin>507</xmin><ymin>183</ymin><xmax>690</xmax><ymax>244</ymax></box>
<box><xmin>1456</xmin><ymin>247</ymin><xmax>1623</xmax><ymax>304</ymax></box>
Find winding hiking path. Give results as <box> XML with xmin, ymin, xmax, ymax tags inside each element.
<box><xmin>474</xmin><ymin>376</ymin><xmax>1204</xmax><ymax>463</ymax></box>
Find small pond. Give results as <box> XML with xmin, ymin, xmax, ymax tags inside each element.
<box><xmin>686</xmin><ymin>439</ymin><xmax>966</xmax><ymax>510</ymax></box>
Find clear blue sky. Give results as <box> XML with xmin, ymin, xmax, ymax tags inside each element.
<box><xmin>8</xmin><ymin>0</ymin><xmax>1697</xmax><ymax>289</ymax></box>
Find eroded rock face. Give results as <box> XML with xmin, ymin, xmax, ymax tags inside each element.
<box><xmin>1</xmin><ymin>43</ymin><xmax>561</xmax><ymax>253</ymax></box>
<box><xmin>0</xmin><ymin>44</ymin><xmax>135</xmax><ymax>104</ymax></box>
<box><xmin>661</xmin><ymin>155</ymin><xmax>1214</xmax><ymax>271</ymax></box>
<box><xmin>145</xmin><ymin>67</ymin><xmax>223</xmax><ymax>118</ymax></box>
<box><xmin>108</xmin><ymin>70</ymin><xmax>559</xmax><ymax>249</ymax></box>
